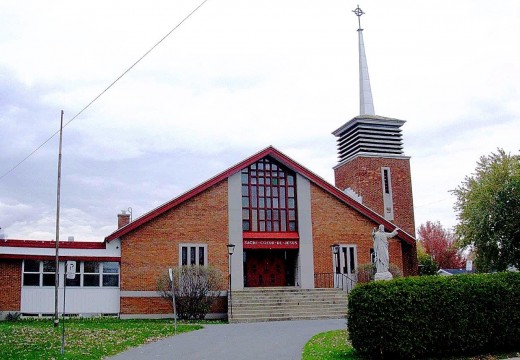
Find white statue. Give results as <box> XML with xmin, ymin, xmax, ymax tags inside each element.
<box><xmin>372</xmin><ymin>224</ymin><xmax>399</xmax><ymax>281</ymax></box>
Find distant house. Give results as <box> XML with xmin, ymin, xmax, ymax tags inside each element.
<box><xmin>437</xmin><ymin>268</ymin><xmax>474</xmax><ymax>276</ymax></box>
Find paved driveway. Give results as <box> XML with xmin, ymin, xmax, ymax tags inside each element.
<box><xmin>108</xmin><ymin>319</ymin><xmax>346</xmax><ymax>360</ymax></box>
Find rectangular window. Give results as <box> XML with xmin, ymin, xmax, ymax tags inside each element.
<box><xmin>22</xmin><ymin>260</ymin><xmax>56</xmax><ymax>287</ymax></box>
<box><xmin>102</xmin><ymin>262</ymin><xmax>120</xmax><ymax>287</ymax></box>
<box><xmin>190</xmin><ymin>247</ymin><xmax>196</xmax><ymax>265</ymax></box>
<box><xmin>23</xmin><ymin>260</ymin><xmax>119</xmax><ymax>288</ymax></box>
<box><xmin>381</xmin><ymin>167</ymin><xmax>394</xmax><ymax>221</ymax></box>
<box><xmin>23</xmin><ymin>260</ymin><xmax>41</xmax><ymax>286</ymax></box>
<box><xmin>179</xmin><ymin>244</ymin><xmax>207</xmax><ymax>267</ymax></box>
<box><xmin>42</xmin><ymin>261</ymin><xmax>56</xmax><ymax>286</ymax></box>
<box><xmin>383</xmin><ymin>169</ymin><xmax>390</xmax><ymax>194</ymax></box>
<box><xmin>83</xmin><ymin>261</ymin><xmax>100</xmax><ymax>287</ymax></box>
<box><xmin>349</xmin><ymin>247</ymin><xmax>356</xmax><ymax>274</ymax></box>
<box><xmin>182</xmin><ymin>247</ymin><xmax>188</xmax><ymax>266</ymax></box>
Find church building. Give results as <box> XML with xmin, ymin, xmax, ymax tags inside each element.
<box><xmin>0</xmin><ymin>6</ymin><xmax>417</xmax><ymax>320</ymax></box>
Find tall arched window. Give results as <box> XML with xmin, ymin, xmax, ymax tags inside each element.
<box><xmin>241</xmin><ymin>157</ymin><xmax>297</xmax><ymax>232</ymax></box>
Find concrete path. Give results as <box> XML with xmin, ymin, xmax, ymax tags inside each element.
<box><xmin>107</xmin><ymin>319</ymin><xmax>346</xmax><ymax>360</ymax></box>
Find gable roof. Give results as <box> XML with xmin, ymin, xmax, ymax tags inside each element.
<box><xmin>105</xmin><ymin>146</ymin><xmax>416</xmax><ymax>245</ymax></box>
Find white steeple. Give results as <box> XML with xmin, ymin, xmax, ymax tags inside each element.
<box><xmin>353</xmin><ymin>5</ymin><xmax>375</xmax><ymax>115</ymax></box>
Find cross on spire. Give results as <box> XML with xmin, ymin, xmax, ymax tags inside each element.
<box><xmin>352</xmin><ymin>5</ymin><xmax>375</xmax><ymax>115</ymax></box>
<box><xmin>353</xmin><ymin>5</ymin><xmax>364</xmax><ymax>30</ymax></box>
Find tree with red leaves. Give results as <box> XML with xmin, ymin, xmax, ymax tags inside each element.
<box><xmin>417</xmin><ymin>221</ymin><xmax>465</xmax><ymax>269</ymax></box>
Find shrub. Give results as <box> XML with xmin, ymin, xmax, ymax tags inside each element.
<box><xmin>5</xmin><ymin>312</ymin><xmax>21</xmax><ymax>322</ymax></box>
<box><xmin>356</xmin><ymin>263</ymin><xmax>375</xmax><ymax>283</ymax></box>
<box><xmin>157</xmin><ymin>265</ymin><xmax>223</xmax><ymax>320</ymax></box>
<box><xmin>347</xmin><ymin>272</ymin><xmax>520</xmax><ymax>359</ymax></box>
<box><xmin>356</xmin><ymin>263</ymin><xmax>402</xmax><ymax>284</ymax></box>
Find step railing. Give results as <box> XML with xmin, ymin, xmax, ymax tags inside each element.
<box><xmin>314</xmin><ymin>272</ymin><xmax>357</xmax><ymax>292</ymax></box>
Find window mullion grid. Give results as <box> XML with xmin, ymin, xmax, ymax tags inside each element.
<box><xmin>293</xmin><ymin>181</ymin><xmax>298</xmax><ymax>231</ymax></box>
<box><xmin>248</xmin><ymin>170</ymin><xmax>253</xmax><ymax>232</ymax></box>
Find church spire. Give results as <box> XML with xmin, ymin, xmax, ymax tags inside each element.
<box><xmin>353</xmin><ymin>5</ymin><xmax>375</xmax><ymax>115</ymax></box>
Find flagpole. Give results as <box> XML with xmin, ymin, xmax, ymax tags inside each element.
<box><xmin>54</xmin><ymin>110</ymin><xmax>64</xmax><ymax>327</ymax></box>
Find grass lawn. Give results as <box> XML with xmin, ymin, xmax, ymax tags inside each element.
<box><xmin>302</xmin><ymin>330</ymin><xmax>520</xmax><ymax>360</ymax></box>
<box><xmin>302</xmin><ymin>330</ymin><xmax>358</xmax><ymax>360</ymax></box>
<box><xmin>0</xmin><ymin>318</ymin><xmax>204</xmax><ymax>360</ymax></box>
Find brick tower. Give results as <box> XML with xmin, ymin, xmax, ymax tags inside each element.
<box><xmin>334</xmin><ymin>6</ymin><xmax>417</xmax><ymax>275</ymax></box>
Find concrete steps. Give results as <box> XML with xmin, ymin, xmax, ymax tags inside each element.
<box><xmin>229</xmin><ymin>287</ymin><xmax>348</xmax><ymax>323</ymax></box>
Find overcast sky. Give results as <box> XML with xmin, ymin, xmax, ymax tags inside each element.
<box><xmin>1</xmin><ymin>0</ymin><xmax>519</xmax><ymax>241</ymax></box>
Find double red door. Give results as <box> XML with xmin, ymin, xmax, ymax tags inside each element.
<box><xmin>246</xmin><ymin>250</ymin><xmax>286</xmax><ymax>287</ymax></box>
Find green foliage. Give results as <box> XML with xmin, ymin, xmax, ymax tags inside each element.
<box><xmin>0</xmin><ymin>318</ymin><xmax>202</xmax><ymax>359</ymax></box>
<box><xmin>157</xmin><ymin>265</ymin><xmax>223</xmax><ymax>320</ymax></box>
<box><xmin>452</xmin><ymin>149</ymin><xmax>520</xmax><ymax>272</ymax></box>
<box><xmin>417</xmin><ymin>242</ymin><xmax>438</xmax><ymax>275</ymax></box>
<box><xmin>5</xmin><ymin>312</ymin><xmax>22</xmax><ymax>322</ymax></box>
<box><xmin>347</xmin><ymin>273</ymin><xmax>520</xmax><ymax>359</ymax></box>
<box><xmin>302</xmin><ymin>330</ymin><xmax>359</xmax><ymax>360</ymax></box>
<box><xmin>417</xmin><ymin>253</ymin><xmax>438</xmax><ymax>275</ymax></box>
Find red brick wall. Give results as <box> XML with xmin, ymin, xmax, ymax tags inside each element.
<box><xmin>310</xmin><ymin>184</ymin><xmax>405</xmax><ymax>276</ymax></box>
<box><xmin>121</xmin><ymin>295</ymin><xmax>227</xmax><ymax>315</ymax></box>
<box><xmin>334</xmin><ymin>156</ymin><xmax>416</xmax><ymax>236</ymax></box>
<box><xmin>0</xmin><ymin>260</ymin><xmax>22</xmax><ymax>311</ymax></box>
<box><xmin>121</xmin><ymin>297</ymin><xmax>172</xmax><ymax>314</ymax></box>
<box><xmin>119</xmin><ymin>180</ymin><xmax>229</xmax><ymax>314</ymax></box>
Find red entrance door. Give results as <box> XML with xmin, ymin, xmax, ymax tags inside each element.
<box><xmin>246</xmin><ymin>251</ymin><xmax>286</xmax><ymax>287</ymax></box>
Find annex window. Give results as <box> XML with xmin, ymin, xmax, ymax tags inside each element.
<box><xmin>179</xmin><ymin>244</ymin><xmax>207</xmax><ymax>267</ymax></box>
<box><xmin>23</xmin><ymin>260</ymin><xmax>119</xmax><ymax>287</ymax></box>
<box><xmin>241</xmin><ymin>157</ymin><xmax>297</xmax><ymax>232</ymax></box>
<box><xmin>102</xmin><ymin>262</ymin><xmax>120</xmax><ymax>287</ymax></box>
<box><xmin>83</xmin><ymin>262</ymin><xmax>101</xmax><ymax>287</ymax></box>
<box><xmin>23</xmin><ymin>260</ymin><xmax>42</xmax><ymax>286</ymax></box>
<box><xmin>64</xmin><ymin>262</ymin><xmax>119</xmax><ymax>287</ymax></box>
<box><xmin>22</xmin><ymin>260</ymin><xmax>56</xmax><ymax>287</ymax></box>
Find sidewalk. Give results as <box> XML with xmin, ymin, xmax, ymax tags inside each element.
<box><xmin>107</xmin><ymin>319</ymin><xmax>346</xmax><ymax>360</ymax></box>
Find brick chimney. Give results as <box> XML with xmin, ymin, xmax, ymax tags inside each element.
<box><xmin>117</xmin><ymin>210</ymin><xmax>131</xmax><ymax>229</ymax></box>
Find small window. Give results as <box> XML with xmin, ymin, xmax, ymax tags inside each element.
<box><xmin>182</xmin><ymin>247</ymin><xmax>188</xmax><ymax>266</ymax></box>
<box><xmin>180</xmin><ymin>244</ymin><xmax>207</xmax><ymax>267</ymax></box>
<box><xmin>102</xmin><ymin>262</ymin><xmax>120</xmax><ymax>287</ymax></box>
<box><xmin>66</xmin><ymin>275</ymin><xmax>81</xmax><ymax>287</ymax></box>
<box><xmin>190</xmin><ymin>247</ymin><xmax>196</xmax><ymax>265</ymax></box>
<box><xmin>83</xmin><ymin>262</ymin><xmax>100</xmax><ymax>287</ymax></box>
<box><xmin>23</xmin><ymin>260</ymin><xmax>41</xmax><ymax>286</ymax></box>
<box><xmin>383</xmin><ymin>169</ymin><xmax>390</xmax><ymax>194</ymax></box>
<box><xmin>42</xmin><ymin>261</ymin><xmax>56</xmax><ymax>287</ymax></box>
<box><xmin>24</xmin><ymin>260</ymin><xmax>40</xmax><ymax>272</ymax></box>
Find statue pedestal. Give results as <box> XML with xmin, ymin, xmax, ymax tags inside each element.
<box><xmin>374</xmin><ymin>271</ymin><xmax>393</xmax><ymax>281</ymax></box>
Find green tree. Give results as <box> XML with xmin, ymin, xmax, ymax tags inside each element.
<box><xmin>416</xmin><ymin>240</ymin><xmax>438</xmax><ymax>275</ymax></box>
<box><xmin>452</xmin><ymin>149</ymin><xmax>520</xmax><ymax>272</ymax></box>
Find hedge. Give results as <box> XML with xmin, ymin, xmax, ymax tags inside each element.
<box><xmin>347</xmin><ymin>272</ymin><xmax>520</xmax><ymax>359</ymax></box>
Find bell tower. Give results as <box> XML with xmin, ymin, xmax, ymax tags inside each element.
<box><xmin>333</xmin><ymin>6</ymin><xmax>417</xmax><ymax>274</ymax></box>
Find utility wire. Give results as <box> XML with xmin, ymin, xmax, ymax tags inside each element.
<box><xmin>0</xmin><ymin>0</ymin><xmax>210</xmax><ymax>181</ymax></box>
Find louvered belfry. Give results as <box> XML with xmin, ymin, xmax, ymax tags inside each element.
<box><xmin>333</xmin><ymin>115</ymin><xmax>405</xmax><ymax>164</ymax></box>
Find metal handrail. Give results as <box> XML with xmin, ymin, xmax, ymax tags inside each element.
<box><xmin>314</xmin><ymin>272</ymin><xmax>357</xmax><ymax>292</ymax></box>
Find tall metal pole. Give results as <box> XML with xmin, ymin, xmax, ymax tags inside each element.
<box><xmin>228</xmin><ymin>253</ymin><xmax>232</xmax><ymax>318</ymax></box>
<box><xmin>54</xmin><ymin>110</ymin><xmax>64</xmax><ymax>327</ymax></box>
